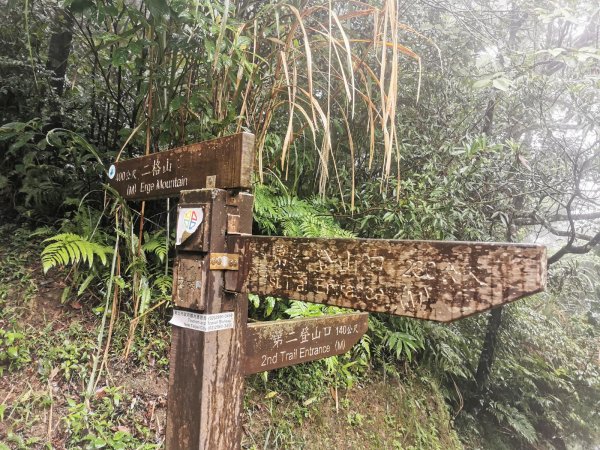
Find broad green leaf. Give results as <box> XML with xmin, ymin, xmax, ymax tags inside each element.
<box><xmin>473</xmin><ymin>77</ymin><xmax>492</xmax><ymax>89</ymax></box>
<box><xmin>492</xmin><ymin>77</ymin><xmax>512</xmax><ymax>91</ymax></box>
<box><xmin>77</xmin><ymin>275</ymin><xmax>95</xmax><ymax>296</ymax></box>
<box><xmin>111</xmin><ymin>47</ymin><xmax>129</xmax><ymax>67</ymax></box>
<box><xmin>64</xmin><ymin>0</ymin><xmax>95</xmax><ymax>13</ymax></box>
<box><xmin>146</xmin><ymin>0</ymin><xmax>169</xmax><ymax>19</ymax></box>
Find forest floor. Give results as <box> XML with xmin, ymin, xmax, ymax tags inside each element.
<box><xmin>0</xmin><ymin>226</ymin><xmax>461</xmax><ymax>449</ymax></box>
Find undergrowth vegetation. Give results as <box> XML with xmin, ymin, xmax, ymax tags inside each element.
<box><xmin>0</xmin><ymin>227</ymin><xmax>167</xmax><ymax>448</ymax></box>
<box><xmin>1</xmin><ymin>0</ymin><xmax>600</xmax><ymax>448</ymax></box>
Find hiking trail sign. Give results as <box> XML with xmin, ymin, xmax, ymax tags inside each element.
<box><xmin>108</xmin><ymin>132</ymin><xmax>547</xmax><ymax>449</ymax></box>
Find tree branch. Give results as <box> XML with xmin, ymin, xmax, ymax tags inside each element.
<box><xmin>514</xmin><ymin>211</ymin><xmax>600</xmax><ymax>225</ymax></box>
<box><xmin>548</xmin><ymin>229</ymin><xmax>600</xmax><ymax>265</ymax></box>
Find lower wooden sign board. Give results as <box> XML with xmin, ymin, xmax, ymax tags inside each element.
<box><xmin>243</xmin><ymin>313</ymin><xmax>368</xmax><ymax>374</ymax></box>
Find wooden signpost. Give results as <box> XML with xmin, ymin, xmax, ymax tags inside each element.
<box><xmin>108</xmin><ymin>132</ymin><xmax>547</xmax><ymax>449</ymax></box>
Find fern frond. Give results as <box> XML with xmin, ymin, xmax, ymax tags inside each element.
<box><xmin>153</xmin><ymin>274</ymin><xmax>173</xmax><ymax>297</ymax></box>
<box><xmin>489</xmin><ymin>401</ymin><xmax>538</xmax><ymax>444</ymax></box>
<box><xmin>41</xmin><ymin>233</ymin><xmax>112</xmax><ymax>274</ymax></box>
<box><xmin>142</xmin><ymin>231</ymin><xmax>168</xmax><ymax>263</ymax></box>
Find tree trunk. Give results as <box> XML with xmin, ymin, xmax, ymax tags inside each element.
<box><xmin>45</xmin><ymin>8</ymin><xmax>73</xmax><ymax>130</ymax></box>
<box><xmin>474</xmin><ymin>306</ymin><xmax>504</xmax><ymax>394</ymax></box>
<box><xmin>481</xmin><ymin>96</ymin><xmax>496</xmax><ymax>136</ymax></box>
<box><xmin>46</xmin><ymin>9</ymin><xmax>73</xmax><ymax>97</ymax></box>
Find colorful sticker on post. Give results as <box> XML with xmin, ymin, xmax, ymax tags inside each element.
<box><xmin>176</xmin><ymin>207</ymin><xmax>204</xmax><ymax>245</ymax></box>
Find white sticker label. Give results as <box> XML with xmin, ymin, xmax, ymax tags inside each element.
<box><xmin>176</xmin><ymin>207</ymin><xmax>204</xmax><ymax>245</ymax></box>
<box><xmin>206</xmin><ymin>175</ymin><xmax>216</xmax><ymax>188</ymax></box>
<box><xmin>169</xmin><ymin>310</ymin><xmax>234</xmax><ymax>333</ymax></box>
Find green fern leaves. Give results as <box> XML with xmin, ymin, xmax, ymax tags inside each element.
<box><xmin>254</xmin><ymin>183</ymin><xmax>354</xmax><ymax>239</ymax></box>
<box><xmin>41</xmin><ymin>233</ymin><xmax>112</xmax><ymax>274</ymax></box>
<box><xmin>142</xmin><ymin>231</ymin><xmax>168</xmax><ymax>262</ymax></box>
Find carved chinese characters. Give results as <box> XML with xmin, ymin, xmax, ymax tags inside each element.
<box><xmin>236</xmin><ymin>237</ymin><xmax>547</xmax><ymax>322</ymax></box>
<box><xmin>107</xmin><ymin>133</ymin><xmax>254</xmax><ymax>201</ymax></box>
<box><xmin>244</xmin><ymin>313</ymin><xmax>369</xmax><ymax>374</ymax></box>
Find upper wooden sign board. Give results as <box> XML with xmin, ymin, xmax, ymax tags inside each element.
<box><xmin>231</xmin><ymin>236</ymin><xmax>547</xmax><ymax>323</ymax></box>
<box><xmin>107</xmin><ymin>133</ymin><xmax>254</xmax><ymax>201</ymax></box>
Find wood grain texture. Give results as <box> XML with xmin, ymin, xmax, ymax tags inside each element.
<box><xmin>166</xmin><ymin>190</ymin><xmax>253</xmax><ymax>450</ymax></box>
<box><xmin>108</xmin><ymin>133</ymin><xmax>254</xmax><ymax>200</ymax></box>
<box><xmin>234</xmin><ymin>237</ymin><xmax>547</xmax><ymax>322</ymax></box>
<box><xmin>244</xmin><ymin>313</ymin><xmax>368</xmax><ymax>374</ymax></box>
<box><xmin>172</xmin><ymin>254</ymin><xmax>205</xmax><ymax>310</ymax></box>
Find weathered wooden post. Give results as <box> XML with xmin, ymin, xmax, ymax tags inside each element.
<box><xmin>108</xmin><ymin>132</ymin><xmax>547</xmax><ymax>449</ymax></box>
<box><xmin>107</xmin><ymin>133</ymin><xmax>255</xmax><ymax>448</ymax></box>
<box><xmin>166</xmin><ymin>189</ymin><xmax>253</xmax><ymax>448</ymax></box>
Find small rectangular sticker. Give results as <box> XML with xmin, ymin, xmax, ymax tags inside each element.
<box><xmin>170</xmin><ymin>310</ymin><xmax>234</xmax><ymax>332</ymax></box>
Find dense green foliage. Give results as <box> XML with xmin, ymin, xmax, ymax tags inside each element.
<box><xmin>1</xmin><ymin>0</ymin><xmax>599</xmax><ymax>448</ymax></box>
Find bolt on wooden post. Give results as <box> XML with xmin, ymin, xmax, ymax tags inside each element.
<box><xmin>108</xmin><ymin>132</ymin><xmax>548</xmax><ymax>449</ymax></box>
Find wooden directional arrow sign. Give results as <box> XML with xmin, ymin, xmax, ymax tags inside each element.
<box><xmin>106</xmin><ymin>133</ymin><xmax>254</xmax><ymax>201</ymax></box>
<box><xmin>244</xmin><ymin>313</ymin><xmax>368</xmax><ymax>374</ymax></box>
<box><xmin>230</xmin><ymin>236</ymin><xmax>547</xmax><ymax>322</ymax></box>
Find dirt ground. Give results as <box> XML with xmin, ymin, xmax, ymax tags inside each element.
<box><xmin>1</xmin><ymin>266</ymin><xmax>169</xmax><ymax>448</ymax></box>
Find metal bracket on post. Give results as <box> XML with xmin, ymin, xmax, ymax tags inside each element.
<box><xmin>209</xmin><ymin>253</ymin><xmax>239</xmax><ymax>270</ymax></box>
